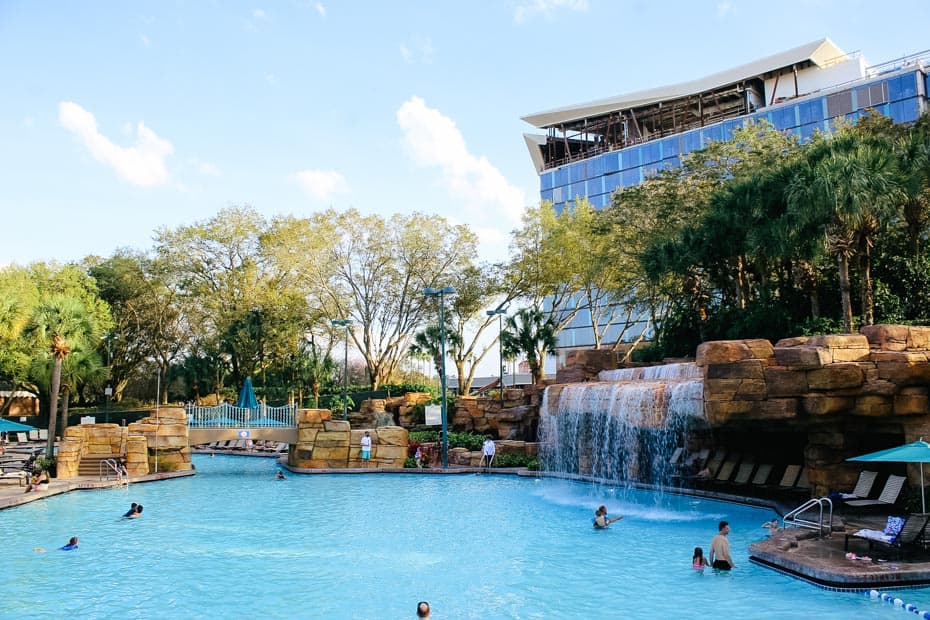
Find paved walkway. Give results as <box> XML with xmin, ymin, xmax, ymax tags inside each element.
<box><xmin>0</xmin><ymin>469</ymin><xmax>194</xmax><ymax>511</ymax></box>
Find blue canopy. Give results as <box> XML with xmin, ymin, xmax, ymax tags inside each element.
<box><xmin>849</xmin><ymin>439</ymin><xmax>930</xmax><ymax>512</ymax></box>
<box><xmin>0</xmin><ymin>418</ymin><xmax>38</xmax><ymax>433</ymax></box>
<box><xmin>236</xmin><ymin>377</ymin><xmax>258</xmax><ymax>409</ymax></box>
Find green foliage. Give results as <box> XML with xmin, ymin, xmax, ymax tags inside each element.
<box><xmin>492</xmin><ymin>454</ymin><xmax>539</xmax><ymax>470</ymax></box>
<box><xmin>380</xmin><ymin>383</ymin><xmax>439</xmax><ymax>399</ymax></box>
<box><xmin>34</xmin><ymin>456</ymin><xmax>57</xmax><ymax>474</ymax></box>
<box><xmin>403</xmin><ymin>457</ymin><xmax>419</xmax><ymax>469</ymax></box>
<box><xmin>328</xmin><ymin>394</ymin><xmax>355</xmax><ymax>417</ymax></box>
<box><xmin>409</xmin><ymin>430</ymin><xmax>438</xmax><ymax>443</ymax></box>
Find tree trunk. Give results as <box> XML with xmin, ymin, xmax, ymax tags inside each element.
<box><xmin>860</xmin><ymin>239</ymin><xmax>874</xmax><ymax>326</ymax></box>
<box><xmin>60</xmin><ymin>389</ymin><xmax>70</xmax><ymax>435</ymax></box>
<box><xmin>837</xmin><ymin>253</ymin><xmax>854</xmax><ymax>333</ymax></box>
<box><xmin>47</xmin><ymin>357</ymin><xmax>62</xmax><ymax>455</ymax></box>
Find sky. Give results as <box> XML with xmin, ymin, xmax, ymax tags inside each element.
<box><xmin>1</xmin><ymin>0</ymin><xmax>929</xmax><ymax>269</ymax></box>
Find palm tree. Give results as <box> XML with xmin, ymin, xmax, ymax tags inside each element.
<box><xmin>500</xmin><ymin>308</ymin><xmax>557</xmax><ymax>385</ymax></box>
<box><xmin>787</xmin><ymin>139</ymin><xmax>902</xmax><ymax>332</ymax></box>
<box><xmin>408</xmin><ymin>325</ymin><xmax>463</xmax><ymax>389</ymax></box>
<box><xmin>27</xmin><ymin>296</ymin><xmax>95</xmax><ymax>455</ymax></box>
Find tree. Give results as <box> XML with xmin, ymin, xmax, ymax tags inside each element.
<box><xmin>501</xmin><ymin>308</ymin><xmax>557</xmax><ymax>385</ymax></box>
<box><xmin>408</xmin><ymin>324</ymin><xmax>464</xmax><ymax>387</ymax></box>
<box><xmin>288</xmin><ymin>209</ymin><xmax>478</xmax><ymax>389</ymax></box>
<box><xmin>787</xmin><ymin>136</ymin><xmax>902</xmax><ymax>331</ymax></box>
<box><xmin>26</xmin><ymin>295</ymin><xmax>97</xmax><ymax>454</ymax></box>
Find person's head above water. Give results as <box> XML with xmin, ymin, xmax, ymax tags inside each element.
<box><xmin>693</xmin><ymin>546</ymin><xmax>704</xmax><ymax>558</ymax></box>
<box><xmin>416</xmin><ymin>601</ymin><xmax>430</xmax><ymax>618</ymax></box>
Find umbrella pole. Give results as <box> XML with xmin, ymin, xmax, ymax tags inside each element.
<box><xmin>922</xmin><ymin>463</ymin><xmax>926</xmax><ymax>514</ymax></box>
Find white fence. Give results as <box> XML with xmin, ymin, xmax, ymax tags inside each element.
<box><xmin>184</xmin><ymin>402</ymin><xmax>297</xmax><ymax>428</ymax></box>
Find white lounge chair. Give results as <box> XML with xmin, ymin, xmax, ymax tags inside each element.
<box><xmin>846</xmin><ymin>474</ymin><xmax>906</xmax><ymax>508</ymax></box>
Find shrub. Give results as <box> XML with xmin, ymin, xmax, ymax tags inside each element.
<box><xmin>493</xmin><ymin>454</ymin><xmax>539</xmax><ymax>470</ymax></box>
<box><xmin>403</xmin><ymin>457</ymin><xmax>418</xmax><ymax>468</ymax></box>
<box><xmin>409</xmin><ymin>431</ymin><xmax>439</xmax><ymax>443</ymax></box>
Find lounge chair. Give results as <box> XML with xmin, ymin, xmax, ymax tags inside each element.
<box><xmin>731</xmin><ymin>461</ymin><xmax>756</xmax><ymax>486</ymax></box>
<box><xmin>845</xmin><ymin>474</ymin><xmax>906</xmax><ymax>509</ymax></box>
<box><xmin>775</xmin><ymin>465</ymin><xmax>802</xmax><ymax>489</ymax></box>
<box><xmin>713</xmin><ymin>453</ymin><xmax>742</xmax><ymax>483</ymax></box>
<box><xmin>16</xmin><ymin>433</ymin><xmax>28</xmax><ymax>445</ymax></box>
<box><xmin>668</xmin><ymin>447</ymin><xmax>684</xmax><ymax>467</ymax></box>
<box><xmin>839</xmin><ymin>470</ymin><xmax>878</xmax><ymax>501</ymax></box>
<box><xmin>697</xmin><ymin>451</ymin><xmax>726</xmax><ymax>480</ymax></box>
<box><xmin>845</xmin><ymin>513</ymin><xmax>930</xmax><ymax>557</ymax></box>
<box><xmin>794</xmin><ymin>468</ymin><xmax>810</xmax><ymax>490</ymax></box>
<box><xmin>38</xmin><ymin>429</ymin><xmax>48</xmax><ymax>441</ymax></box>
<box><xmin>751</xmin><ymin>464</ymin><xmax>773</xmax><ymax>486</ymax></box>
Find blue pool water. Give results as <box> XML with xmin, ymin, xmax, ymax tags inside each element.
<box><xmin>2</xmin><ymin>455</ymin><xmax>929</xmax><ymax>619</ymax></box>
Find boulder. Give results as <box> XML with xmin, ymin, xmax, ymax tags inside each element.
<box><xmin>861</xmin><ymin>324</ymin><xmax>909</xmax><ymax>351</ymax></box>
<box><xmin>323</xmin><ymin>420</ymin><xmax>351</xmax><ymax>432</ymax></box>
<box><xmin>806</xmin><ymin>363</ymin><xmax>864</xmax><ymax>390</ymax></box>
<box><xmin>894</xmin><ymin>387</ymin><xmax>930</xmax><ymax>415</ymax></box>
<box><xmin>909</xmin><ymin>326</ymin><xmax>930</xmax><ymax>350</ymax></box>
<box><xmin>375</xmin><ymin>426</ymin><xmax>408</xmax><ymax>446</ymax></box>
<box><xmin>764</xmin><ymin>367</ymin><xmax>809</xmax><ymax>397</ymax></box>
<box><xmin>696</xmin><ymin>340</ymin><xmax>767</xmax><ymax>366</ymax></box>
<box><xmin>773</xmin><ymin>346</ymin><xmax>830</xmax><ymax>369</ymax></box>
<box><xmin>801</xmin><ymin>395</ymin><xmax>854</xmax><ymax>416</ymax></box>
<box><xmin>705</xmin><ymin>360</ymin><xmax>764</xmax><ymax>380</ymax></box>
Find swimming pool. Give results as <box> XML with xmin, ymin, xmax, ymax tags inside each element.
<box><xmin>2</xmin><ymin>455</ymin><xmax>928</xmax><ymax>619</ymax></box>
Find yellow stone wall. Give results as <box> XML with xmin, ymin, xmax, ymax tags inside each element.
<box><xmin>289</xmin><ymin>408</ymin><xmax>408</xmax><ymax>468</ymax></box>
<box><xmin>129</xmin><ymin>407</ymin><xmax>192</xmax><ymax>473</ymax></box>
<box><xmin>55</xmin><ymin>423</ymin><xmax>149</xmax><ymax>479</ymax></box>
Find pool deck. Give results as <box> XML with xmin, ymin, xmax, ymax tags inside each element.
<box><xmin>0</xmin><ymin>469</ymin><xmax>194</xmax><ymax>511</ymax></box>
<box><xmin>6</xmin><ymin>453</ymin><xmax>930</xmax><ymax>589</ymax></box>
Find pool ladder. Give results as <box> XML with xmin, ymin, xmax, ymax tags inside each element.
<box><xmin>99</xmin><ymin>458</ymin><xmax>127</xmax><ymax>485</ymax></box>
<box><xmin>783</xmin><ymin>497</ymin><xmax>833</xmax><ymax>538</ymax></box>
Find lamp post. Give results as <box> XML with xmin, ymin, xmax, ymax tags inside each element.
<box><xmin>486</xmin><ymin>308</ymin><xmax>507</xmax><ymax>408</ymax></box>
<box><xmin>424</xmin><ymin>286</ymin><xmax>455</xmax><ymax>469</ymax></box>
<box><xmin>331</xmin><ymin>319</ymin><xmax>352</xmax><ymax>420</ymax></box>
<box><xmin>102</xmin><ymin>333</ymin><xmax>118</xmax><ymax>423</ymax></box>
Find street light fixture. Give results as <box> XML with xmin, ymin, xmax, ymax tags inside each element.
<box><xmin>331</xmin><ymin>319</ymin><xmax>352</xmax><ymax>420</ymax></box>
<box><xmin>102</xmin><ymin>333</ymin><xmax>118</xmax><ymax>423</ymax></box>
<box><xmin>423</xmin><ymin>286</ymin><xmax>455</xmax><ymax>469</ymax></box>
<box><xmin>486</xmin><ymin>307</ymin><xmax>507</xmax><ymax>408</ymax></box>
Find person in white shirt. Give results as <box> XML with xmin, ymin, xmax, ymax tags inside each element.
<box><xmin>360</xmin><ymin>431</ymin><xmax>372</xmax><ymax>466</ymax></box>
<box><xmin>481</xmin><ymin>436</ymin><xmax>496</xmax><ymax>469</ymax></box>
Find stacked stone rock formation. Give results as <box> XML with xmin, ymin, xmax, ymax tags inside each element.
<box><xmin>55</xmin><ymin>419</ymin><xmax>171</xmax><ymax>478</ymax></box>
<box><xmin>129</xmin><ymin>407</ymin><xmax>193</xmax><ymax>472</ymax></box>
<box><xmin>289</xmin><ymin>408</ymin><xmax>408</xmax><ymax>468</ymax></box>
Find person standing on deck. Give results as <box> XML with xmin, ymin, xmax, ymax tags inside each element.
<box><xmin>360</xmin><ymin>431</ymin><xmax>372</xmax><ymax>466</ymax></box>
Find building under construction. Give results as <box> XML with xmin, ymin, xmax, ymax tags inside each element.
<box><xmin>522</xmin><ymin>38</ymin><xmax>928</xmax><ymax>214</ymax></box>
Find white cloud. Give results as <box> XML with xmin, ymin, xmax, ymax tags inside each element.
<box><xmin>58</xmin><ymin>101</ymin><xmax>173</xmax><ymax>187</ymax></box>
<box><xmin>293</xmin><ymin>169</ymin><xmax>349</xmax><ymax>201</ymax></box>
<box><xmin>716</xmin><ymin>1</ymin><xmax>732</xmax><ymax>17</ymax></box>
<box><xmin>514</xmin><ymin>0</ymin><xmax>588</xmax><ymax>23</ymax></box>
<box><xmin>139</xmin><ymin>33</ymin><xmax>150</xmax><ymax>47</ymax></box>
<box><xmin>399</xmin><ymin>37</ymin><xmax>433</xmax><ymax>64</ymax></box>
<box><xmin>192</xmin><ymin>159</ymin><xmax>221</xmax><ymax>176</ymax></box>
<box><xmin>314</xmin><ymin>2</ymin><xmax>326</xmax><ymax>17</ymax></box>
<box><xmin>252</xmin><ymin>8</ymin><xmax>266</xmax><ymax>19</ymax></box>
<box><xmin>396</xmin><ymin>96</ymin><xmax>526</xmax><ymax>229</ymax></box>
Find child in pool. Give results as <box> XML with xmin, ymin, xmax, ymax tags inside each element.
<box><xmin>692</xmin><ymin>546</ymin><xmax>708</xmax><ymax>569</ymax></box>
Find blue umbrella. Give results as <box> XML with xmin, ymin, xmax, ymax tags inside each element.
<box><xmin>0</xmin><ymin>418</ymin><xmax>38</xmax><ymax>433</ymax></box>
<box><xmin>236</xmin><ymin>377</ymin><xmax>258</xmax><ymax>409</ymax></box>
<box><xmin>849</xmin><ymin>439</ymin><xmax>930</xmax><ymax>512</ymax></box>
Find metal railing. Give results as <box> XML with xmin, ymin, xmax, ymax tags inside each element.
<box><xmin>784</xmin><ymin>496</ymin><xmax>833</xmax><ymax>539</ymax></box>
<box><xmin>184</xmin><ymin>402</ymin><xmax>298</xmax><ymax>428</ymax></box>
<box><xmin>99</xmin><ymin>458</ymin><xmax>123</xmax><ymax>482</ymax></box>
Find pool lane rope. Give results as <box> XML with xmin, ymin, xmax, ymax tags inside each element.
<box><xmin>868</xmin><ymin>589</ymin><xmax>930</xmax><ymax>616</ymax></box>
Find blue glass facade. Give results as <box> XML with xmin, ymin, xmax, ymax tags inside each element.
<box><xmin>541</xmin><ymin>69</ymin><xmax>926</xmax><ymax>215</ymax></box>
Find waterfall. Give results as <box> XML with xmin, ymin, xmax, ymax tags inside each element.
<box><xmin>540</xmin><ymin>362</ymin><xmax>706</xmax><ymax>487</ymax></box>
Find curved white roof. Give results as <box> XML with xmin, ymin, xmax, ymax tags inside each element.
<box><xmin>522</xmin><ymin>38</ymin><xmax>847</xmax><ymax>128</ymax></box>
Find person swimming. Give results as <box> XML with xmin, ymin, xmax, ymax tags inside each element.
<box><xmin>34</xmin><ymin>536</ymin><xmax>78</xmax><ymax>552</ymax></box>
<box><xmin>593</xmin><ymin>505</ymin><xmax>623</xmax><ymax>529</ymax></box>
<box><xmin>275</xmin><ymin>470</ymin><xmax>286</xmax><ymax>480</ymax></box>
<box><xmin>122</xmin><ymin>502</ymin><xmax>138</xmax><ymax>518</ymax></box>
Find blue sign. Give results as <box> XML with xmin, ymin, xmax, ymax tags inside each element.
<box><xmin>237</xmin><ymin>429</ymin><xmax>251</xmax><ymax>439</ymax></box>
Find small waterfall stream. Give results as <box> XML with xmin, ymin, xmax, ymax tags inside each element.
<box><xmin>539</xmin><ymin>362</ymin><xmax>706</xmax><ymax>487</ymax></box>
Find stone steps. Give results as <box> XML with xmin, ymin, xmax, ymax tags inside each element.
<box><xmin>77</xmin><ymin>454</ymin><xmax>120</xmax><ymax>477</ymax></box>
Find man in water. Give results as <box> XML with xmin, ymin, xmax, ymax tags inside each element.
<box><xmin>122</xmin><ymin>502</ymin><xmax>138</xmax><ymax>517</ymax></box>
<box><xmin>593</xmin><ymin>505</ymin><xmax>623</xmax><ymax>529</ymax></box>
<box><xmin>127</xmin><ymin>504</ymin><xmax>143</xmax><ymax>519</ymax></box>
<box><xmin>710</xmin><ymin>520</ymin><xmax>734</xmax><ymax>570</ymax></box>
<box><xmin>275</xmin><ymin>470</ymin><xmax>286</xmax><ymax>480</ymax></box>
<box><xmin>416</xmin><ymin>601</ymin><xmax>431</xmax><ymax>618</ymax></box>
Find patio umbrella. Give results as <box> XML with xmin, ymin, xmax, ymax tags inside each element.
<box><xmin>848</xmin><ymin>438</ymin><xmax>930</xmax><ymax>512</ymax></box>
<box><xmin>236</xmin><ymin>377</ymin><xmax>258</xmax><ymax>410</ymax></box>
<box><xmin>0</xmin><ymin>418</ymin><xmax>38</xmax><ymax>433</ymax></box>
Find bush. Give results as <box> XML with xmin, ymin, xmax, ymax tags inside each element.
<box><xmin>493</xmin><ymin>454</ymin><xmax>539</xmax><ymax>470</ymax></box>
<box><xmin>409</xmin><ymin>431</ymin><xmax>438</xmax><ymax>443</ymax></box>
<box><xmin>403</xmin><ymin>457</ymin><xmax>419</xmax><ymax>469</ymax></box>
